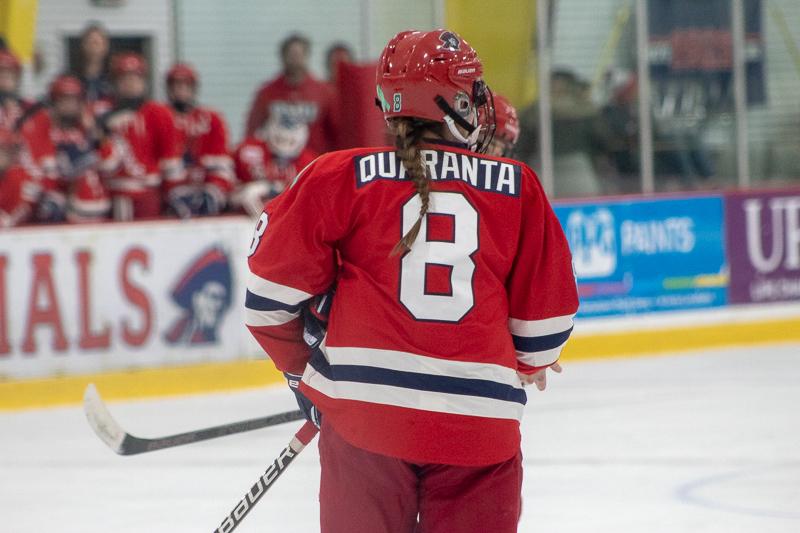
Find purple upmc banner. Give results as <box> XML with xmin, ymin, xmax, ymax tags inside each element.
<box><xmin>726</xmin><ymin>190</ymin><xmax>800</xmax><ymax>304</ymax></box>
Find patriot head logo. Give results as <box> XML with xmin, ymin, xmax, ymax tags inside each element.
<box><xmin>165</xmin><ymin>247</ymin><xmax>233</xmax><ymax>345</ymax></box>
<box><xmin>439</xmin><ymin>31</ymin><xmax>461</xmax><ymax>51</ymax></box>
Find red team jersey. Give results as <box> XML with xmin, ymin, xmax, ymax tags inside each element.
<box><xmin>244</xmin><ymin>74</ymin><xmax>336</xmax><ymax>154</ymax></box>
<box><xmin>98</xmin><ymin>101</ymin><xmax>185</xmax><ymax>197</ymax></box>
<box><xmin>0</xmin><ymin>166</ymin><xmax>38</xmax><ymax>226</ymax></box>
<box><xmin>246</xmin><ymin>143</ymin><xmax>578</xmax><ymax>467</ymax></box>
<box><xmin>233</xmin><ymin>136</ymin><xmax>317</xmax><ymax>192</ymax></box>
<box><xmin>171</xmin><ymin>106</ymin><xmax>234</xmax><ymax>195</ymax></box>
<box><xmin>18</xmin><ymin>108</ymin><xmax>110</xmax><ymax>221</ymax></box>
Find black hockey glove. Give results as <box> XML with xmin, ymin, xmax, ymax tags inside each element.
<box><xmin>284</xmin><ymin>291</ymin><xmax>334</xmax><ymax>428</ymax></box>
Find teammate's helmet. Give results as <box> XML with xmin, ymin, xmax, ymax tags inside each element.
<box><xmin>49</xmin><ymin>75</ymin><xmax>84</xmax><ymax>101</ymax></box>
<box><xmin>111</xmin><ymin>52</ymin><xmax>148</xmax><ymax>78</ymax></box>
<box><xmin>166</xmin><ymin>63</ymin><xmax>199</xmax><ymax>86</ymax></box>
<box><xmin>492</xmin><ymin>94</ymin><xmax>519</xmax><ymax>145</ymax></box>
<box><xmin>376</xmin><ymin>29</ymin><xmax>494</xmax><ymax>152</ymax></box>
<box><xmin>0</xmin><ymin>49</ymin><xmax>21</xmax><ymax>75</ymax></box>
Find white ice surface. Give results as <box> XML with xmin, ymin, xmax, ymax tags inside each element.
<box><xmin>1</xmin><ymin>344</ymin><xmax>799</xmax><ymax>532</ymax></box>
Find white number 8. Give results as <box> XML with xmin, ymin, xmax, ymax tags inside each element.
<box><xmin>248</xmin><ymin>212</ymin><xmax>269</xmax><ymax>257</ymax></box>
<box><xmin>399</xmin><ymin>192</ymin><xmax>478</xmax><ymax>322</ymax></box>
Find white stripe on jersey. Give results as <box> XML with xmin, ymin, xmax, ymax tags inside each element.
<box><xmin>244</xmin><ymin>307</ymin><xmax>298</xmax><ymax>327</ymax></box>
<box><xmin>324</xmin><ymin>346</ymin><xmax>523</xmax><ymax>390</ymax></box>
<box><xmin>246</xmin><ymin>272</ymin><xmax>313</xmax><ymax>305</ymax></box>
<box><xmin>508</xmin><ymin>314</ymin><xmax>575</xmax><ymax>338</ymax></box>
<box><xmin>515</xmin><ymin>345</ymin><xmax>563</xmax><ymax>368</ymax></box>
<box><xmin>302</xmin><ymin>365</ymin><xmax>525</xmax><ymax>421</ymax></box>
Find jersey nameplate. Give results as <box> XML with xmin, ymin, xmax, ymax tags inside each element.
<box><xmin>355</xmin><ymin>150</ymin><xmax>521</xmax><ymax>197</ymax></box>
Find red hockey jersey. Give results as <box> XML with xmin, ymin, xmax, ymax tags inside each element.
<box><xmin>0</xmin><ymin>166</ymin><xmax>38</xmax><ymax>227</ymax></box>
<box><xmin>244</xmin><ymin>74</ymin><xmax>335</xmax><ymax>154</ymax></box>
<box><xmin>233</xmin><ymin>136</ymin><xmax>316</xmax><ymax>192</ymax></box>
<box><xmin>18</xmin><ymin>108</ymin><xmax>110</xmax><ymax>221</ymax></box>
<box><xmin>97</xmin><ymin>101</ymin><xmax>185</xmax><ymax>196</ymax></box>
<box><xmin>246</xmin><ymin>143</ymin><xmax>578</xmax><ymax>467</ymax></box>
<box><xmin>171</xmin><ymin>105</ymin><xmax>234</xmax><ymax>195</ymax></box>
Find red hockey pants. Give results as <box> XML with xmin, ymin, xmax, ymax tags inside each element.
<box><xmin>318</xmin><ymin>420</ymin><xmax>522</xmax><ymax>533</ymax></box>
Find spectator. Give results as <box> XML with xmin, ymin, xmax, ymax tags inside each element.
<box><xmin>486</xmin><ymin>93</ymin><xmax>520</xmax><ymax>158</ymax></box>
<box><xmin>73</xmin><ymin>23</ymin><xmax>114</xmax><ymax>114</ymax></box>
<box><xmin>166</xmin><ymin>63</ymin><xmax>234</xmax><ymax>216</ymax></box>
<box><xmin>325</xmin><ymin>42</ymin><xmax>353</xmax><ymax>83</ymax></box>
<box><xmin>518</xmin><ymin>69</ymin><xmax>605</xmax><ymax>197</ymax></box>
<box><xmin>244</xmin><ymin>33</ymin><xmax>336</xmax><ymax>153</ymax></box>
<box><xmin>97</xmin><ymin>52</ymin><xmax>185</xmax><ymax>220</ymax></box>
<box><xmin>233</xmin><ymin>113</ymin><xmax>317</xmax><ymax>217</ymax></box>
<box><xmin>0</xmin><ymin>49</ymin><xmax>29</xmax><ymax>133</ymax></box>
<box><xmin>0</xmin><ymin>130</ymin><xmax>37</xmax><ymax>228</ymax></box>
<box><xmin>18</xmin><ymin>74</ymin><xmax>110</xmax><ymax>224</ymax></box>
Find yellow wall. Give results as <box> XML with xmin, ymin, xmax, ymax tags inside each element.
<box><xmin>0</xmin><ymin>0</ymin><xmax>38</xmax><ymax>62</ymax></box>
<box><xmin>445</xmin><ymin>0</ymin><xmax>537</xmax><ymax>106</ymax></box>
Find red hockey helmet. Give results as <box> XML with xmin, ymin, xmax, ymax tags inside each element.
<box><xmin>0</xmin><ymin>49</ymin><xmax>21</xmax><ymax>75</ymax></box>
<box><xmin>49</xmin><ymin>75</ymin><xmax>85</xmax><ymax>101</ymax></box>
<box><xmin>492</xmin><ymin>94</ymin><xmax>519</xmax><ymax>145</ymax></box>
<box><xmin>111</xmin><ymin>52</ymin><xmax>148</xmax><ymax>78</ymax></box>
<box><xmin>166</xmin><ymin>63</ymin><xmax>199</xmax><ymax>86</ymax></box>
<box><xmin>376</xmin><ymin>29</ymin><xmax>495</xmax><ymax>152</ymax></box>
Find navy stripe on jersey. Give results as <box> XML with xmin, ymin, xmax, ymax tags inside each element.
<box><xmin>245</xmin><ymin>290</ymin><xmax>302</xmax><ymax>313</ymax></box>
<box><xmin>512</xmin><ymin>326</ymin><xmax>574</xmax><ymax>353</ymax></box>
<box><xmin>309</xmin><ymin>350</ymin><xmax>527</xmax><ymax>406</ymax></box>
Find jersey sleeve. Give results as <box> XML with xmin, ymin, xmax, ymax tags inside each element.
<box><xmin>245</xmin><ymin>84</ymin><xmax>271</xmax><ymax>137</ymax></box>
<box><xmin>200</xmin><ymin>111</ymin><xmax>234</xmax><ymax>194</ymax></box>
<box><xmin>245</xmin><ymin>153</ymin><xmax>346</xmax><ymax>374</ymax></box>
<box><xmin>506</xmin><ymin>168</ymin><xmax>578</xmax><ymax>374</ymax></box>
<box><xmin>152</xmin><ymin>105</ymin><xmax>186</xmax><ymax>193</ymax></box>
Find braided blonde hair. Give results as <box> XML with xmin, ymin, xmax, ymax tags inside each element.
<box><xmin>391</xmin><ymin>118</ymin><xmax>432</xmax><ymax>255</ymax></box>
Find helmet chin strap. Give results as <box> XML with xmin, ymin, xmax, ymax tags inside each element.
<box><xmin>435</xmin><ymin>95</ymin><xmax>482</xmax><ymax>152</ymax></box>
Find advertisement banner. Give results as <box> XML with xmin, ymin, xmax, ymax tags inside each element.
<box><xmin>554</xmin><ymin>196</ymin><xmax>728</xmax><ymax>317</ymax></box>
<box><xmin>0</xmin><ymin>217</ymin><xmax>260</xmax><ymax>380</ymax></box>
<box><xmin>727</xmin><ymin>190</ymin><xmax>800</xmax><ymax>304</ymax></box>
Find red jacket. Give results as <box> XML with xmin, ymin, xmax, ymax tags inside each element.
<box><xmin>233</xmin><ymin>135</ymin><xmax>316</xmax><ymax>193</ymax></box>
<box><xmin>245</xmin><ymin>143</ymin><xmax>578</xmax><ymax>467</ymax></box>
<box><xmin>0</xmin><ymin>166</ymin><xmax>38</xmax><ymax>227</ymax></box>
<box><xmin>18</xmin><ymin>108</ymin><xmax>110</xmax><ymax>222</ymax></box>
<box><xmin>171</xmin><ymin>105</ymin><xmax>234</xmax><ymax>195</ymax></box>
<box><xmin>98</xmin><ymin>101</ymin><xmax>185</xmax><ymax>196</ymax></box>
<box><xmin>244</xmin><ymin>74</ymin><xmax>336</xmax><ymax>154</ymax></box>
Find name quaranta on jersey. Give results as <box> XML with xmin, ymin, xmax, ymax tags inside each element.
<box><xmin>355</xmin><ymin>150</ymin><xmax>521</xmax><ymax>197</ymax></box>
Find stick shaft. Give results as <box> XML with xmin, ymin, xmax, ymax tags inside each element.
<box><xmin>214</xmin><ymin>421</ymin><xmax>318</xmax><ymax>533</ymax></box>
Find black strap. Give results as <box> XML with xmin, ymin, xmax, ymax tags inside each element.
<box><xmin>434</xmin><ymin>95</ymin><xmax>476</xmax><ymax>134</ymax></box>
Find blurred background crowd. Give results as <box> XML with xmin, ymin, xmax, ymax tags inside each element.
<box><xmin>0</xmin><ymin>0</ymin><xmax>798</xmax><ymax>227</ymax></box>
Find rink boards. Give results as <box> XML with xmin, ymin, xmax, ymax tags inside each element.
<box><xmin>2</xmin><ymin>187</ymin><xmax>800</xmax><ymax>409</ymax></box>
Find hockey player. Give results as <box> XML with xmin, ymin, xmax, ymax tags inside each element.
<box><xmin>166</xmin><ymin>63</ymin><xmax>234</xmax><ymax>216</ymax></box>
<box><xmin>232</xmin><ymin>113</ymin><xmax>316</xmax><ymax>217</ymax></box>
<box><xmin>0</xmin><ymin>130</ymin><xmax>37</xmax><ymax>228</ymax></box>
<box><xmin>97</xmin><ymin>52</ymin><xmax>186</xmax><ymax>220</ymax></box>
<box><xmin>487</xmin><ymin>93</ymin><xmax>520</xmax><ymax>158</ymax></box>
<box><xmin>245</xmin><ymin>29</ymin><xmax>578</xmax><ymax>532</ymax></box>
<box><xmin>0</xmin><ymin>49</ymin><xmax>29</xmax><ymax>134</ymax></box>
<box><xmin>244</xmin><ymin>34</ymin><xmax>336</xmax><ymax>153</ymax></box>
<box><xmin>18</xmin><ymin>75</ymin><xmax>110</xmax><ymax>223</ymax></box>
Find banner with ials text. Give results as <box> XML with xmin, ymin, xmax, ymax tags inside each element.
<box><xmin>553</xmin><ymin>195</ymin><xmax>728</xmax><ymax>317</ymax></box>
<box><xmin>0</xmin><ymin>217</ymin><xmax>261</xmax><ymax>380</ymax></box>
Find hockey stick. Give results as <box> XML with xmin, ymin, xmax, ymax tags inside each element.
<box><xmin>83</xmin><ymin>383</ymin><xmax>304</xmax><ymax>456</ymax></box>
<box><xmin>215</xmin><ymin>420</ymin><xmax>319</xmax><ymax>533</ymax></box>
